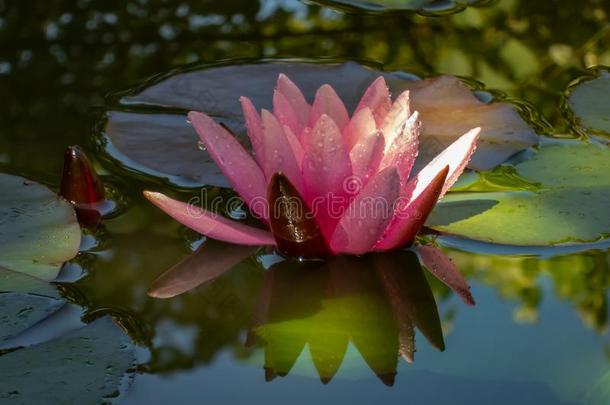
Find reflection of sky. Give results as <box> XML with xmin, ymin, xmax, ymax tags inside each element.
<box><xmin>257</xmin><ymin>0</ymin><xmax>308</xmax><ymax>20</ymax></box>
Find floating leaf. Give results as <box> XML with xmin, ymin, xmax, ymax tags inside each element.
<box><xmin>0</xmin><ymin>292</ymin><xmax>65</xmax><ymax>343</ymax></box>
<box><xmin>0</xmin><ymin>174</ymin><xmax>81</xmax><ymax>281</ymax></box>
<box><xmin>309</xmin><ymin>0</ymin><xmax>486</xmax><ymax>14</ymax></box>
<box><xmin>0</xmin><ymin>267</ymin><xmax>60</xmax><ymax>298</ymax></box>
<box><xmin>0</xmin><ymin>317</ymin><xmax>136</xmax><ymax>404</ymax></box>
<box><xmin>100</xmin><ymin>61</ymin><xmax>537</xmax><ymax>187</ymax></box>
<box><xmin>566</xmin><ymin>68</ymin><xmax>610</xmax><ymax>138</ymax></box>
<box><xmin>428</xmin><ymin>141</ymin><xmax>610</xmax><ymax>245</ymax></box>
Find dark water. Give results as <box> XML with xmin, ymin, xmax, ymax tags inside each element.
<box><xmin>1</xmin><ymin>0</ymin><xmax>610</xmax><ymax>404</ymax></box>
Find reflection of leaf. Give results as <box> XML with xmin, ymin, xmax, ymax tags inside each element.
<box><xmin>0</xmin><ymin>174</ymin><xmax>81</xmax><ymax>281</ymax></box>
<box><xmin>430</xmin><ymin>141</ymin><xmax>610</xmax><ymax>245</ymax></box>
<box><xmin>101</xmin><ymin>61</ymin><xmax>537</xmax><ymax>188</ymax></box>
<box><xmin>0</xmin><ymin>317</ymin><xmax>136</xmax><ymax>404</ymax></box>
<box><xmin>566</xmin><ymin>68</ymin><xmax>610</xmax><ymax>138</ymax></box>
<box><xmin>148</xmin><ymin>240</ymin><xmax>256</xmax><ymax>298</ymax></box>
<box><xmin>0</xmin><ymin>292</ymin><xmax>65</xmax><ymax>343</ymax></box>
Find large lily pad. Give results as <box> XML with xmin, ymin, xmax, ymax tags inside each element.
<box><xmin>100</xmin><ymin>61</ymin><xmax>537</xmax><ymax>188</ymax></box>
<box><xmin>309</xmin><ymin>0</ymin><xmax>484</xmax><ymax>14</ymax></box>
<box><xmin>0</xmin><ymin>292</ymin><xmax>65</xmax><ymax>343</ymax></box>
<box><xmin>0</xmin><ymin>317</ymin><xmax>136</xmax><ymax>404</ymax></box>
<box><xmin>566</xmin><ymin>68</ymin><xmax>610</xmax><ymax>139</ymax></box>
<box><xmin>428</xmin><ymin>141</ymin><xmax>610</xmax><ymax>245</ymax></box>
<box><xmin>0</xmin><ymin>174</ymin><xmax>81</xmax><ymax>281</ymax></box>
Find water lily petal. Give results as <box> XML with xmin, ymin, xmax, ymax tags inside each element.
<box><xmin>276</xmin><ymin>73</ymin><xmax>310</xmax><ymax>130</ymax></box>
<box><xmin>261</xmin><ymin>110</ymin><xmax>304</xmax><ymax>191</ymax></box>
<box><xmin>308</xmin><ymin>84</ymin><xmax>350</xmax><ymax>131</ymax></box>
<box><xmin>381</xmin><ymin>90</ymin><xmax>412</xmax><ymax>148</ymax></box>
<box><xmin>379</xmin><ymin>111</ymin><xmax>420</xmax><ymax>183</ymax></box>
<box><xmin>239</xmin><ymin>97</ymin><xmax>265</xmax><ymax>163</ymax></box>
<box><xmin>350</xmin><ymin>130</ymin><xmax>385</xmax><ymax>185</ymax></box>
<box><xmin>412</xmin><ymin>127</ymin><xmax>480</xmax><ymax>200</ymax></box>
<box><xmin>344</xmin><ymin>107</ymin><xmax>377</xmax><ymax>150</ymax></box>
<box><xmin>375</xmin><ymin>166</ymin><xmax>449</xmax><ymax>251</ymax></box>
<box><xmin>355</xmin><ymin>76</ymin><xmax>392</xmax><ymax>125</ymax></box>
<box><xmin>417</xmin><ymin>245</ymin><xmax>475</xmax><ymax>306</ymax></box>
<box><xmin>331</xmin><ymin>167</ymin><xmax>400</xmax><ymax>255</ymax></box>
<box><xmin>144</xmin><ymin>191</ymin><xmax>275</xmax><ymax>246</ymax></box>
<box><xmin>302</xmin><ymin>114</ymin><xmax>353</xmax><ymax>235</ymax></box>
<box><xmin>188</xmin><ymin>111</ymin><xmax>269</xmax><ymax>221</ymax></box>
<box><xmin>273</xmin><ymin>90</ymin><xmax>302</xmax><ymax>138</ymax></box>
<box><xmin>282</xmin><ymin>125</ymin><xmax>304</xmax><ymax>167</ymax></box>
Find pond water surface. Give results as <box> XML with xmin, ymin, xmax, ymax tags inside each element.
<box><xmin>1</xmin><ymin>1</ymin><xmax>610</xmax><ymax>404</ymax></box>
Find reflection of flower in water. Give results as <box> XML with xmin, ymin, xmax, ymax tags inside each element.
<box><xmin>148</xmin><ymin>244</ymin><xmax>472</xmax><ymax>385</ymax></box>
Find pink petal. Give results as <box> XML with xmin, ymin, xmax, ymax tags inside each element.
<box><xmin>282</xmin><ymin>125</ymin><xmax>304</xmax><ymax>167</ymax></box>
<box><xmin>381</xmin><ymin>90</ymin><xmax>412</xmax><ymax>148</ymax></box>
<box><xmin>144</xmin><ymin>191</ymin><xmax>275</xmax><ymax>246</ymax></box>
<box><xmin>261</xmin><ymin>109</ymin><xmax>303</xmax><ymax>191</ymax></box>
<box><xmin>344</xmin><ymin>107</ymin><xmax>377</xmax><ymax>150</ymax></box>
<box><xmin>379</xmin><ymin>111</ymin><xmax>420</xmax><ymax>183</ymax></box>
<box><xmin>308</xmin><ymin>84</ymin><xmax>350</xmax><ymax>131</ymax></box>
<box><xmin>273</xmin><ymin>90</ymin><xmax>302</xmax><ymax>138</ymax></box>
<box><xmin>239</xmin><ymin>97</ymin><xmax>265</xmax><ymax>163</ymax></box>
<box><xmin>374</xmin><ymin>166</ymin><xmax>449</xmax><ymax>251</ymax></box>
<box><xmin>189</xmin><ymin>111</ymin><xmax>268</xmax><ymax>221</ymax></box>
<box><xmin>355</xmin><ymin>76</ymin><xmax>392</xmax><ymax>126</ymax></box>
<box><xmin>412</xmin><ymin>127</ymin><xmax>480</xmax><ymax>200</ymax></box>
<box><xmin>418</xmin><ymin>245</ymin><xmax>475</xmax><ymax>306</ymax></box>
<box><xmin>276</xmin><ymin>74</ymin><xmax>310</xmax><ymax>130</ymax></box>
<box><xmin>302</xmin><ymin>114</ymin><xmax>353</xmax><ymax>236</ymax></box>
<box><xmin>350</xmin><ymin>130</ymin><xmax>385</xmax><ymax>186</ymax></box>
<box><xmin>330</xmin><ymin>167</ymin><xmax>400</xmax><ymax>255</ymax></box>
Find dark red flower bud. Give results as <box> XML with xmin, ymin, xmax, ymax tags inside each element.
<box><xmin>267</xmin><ymin>173</ymin><xmax>330</xmax><ymax>259</ymax></box>
<box><xmin>60</xmin><ymin>145</ymin><xmax>105</xmax><ymax>227</ymax></box>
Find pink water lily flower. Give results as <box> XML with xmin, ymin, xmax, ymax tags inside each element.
<box><xmin>144</xmin><ymin>74</ymin><xmax>480</xmax><ymax>258</ymax></box>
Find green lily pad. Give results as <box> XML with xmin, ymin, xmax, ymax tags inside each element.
<box><xmin>0</xmin><ymin>267</ymin><xmax>60</xmax><ymax>298</ymax></box>
<box><xmin>0</xmin><ymin>292</ymin><xmax>65</xmax><ymax>343</ymax></box>
<box><xmin>0</xmin><ymin>317</ymin><xmax>136</xmax><ymax>404</ymax></box>
<box><xmin>428</xmin><ymin>141</ymin><xmax>610</xmax><ymax>245</ymax></box>
<box><xmin>566</xmin><ymin>68</ymin><xmax>610</xmax><ymax>138</ymax></box>
<box><xmin>0</xmin><ymin>174</ymin><xmax>81</xmax><ymax>281</ymax></box>
<box><xmin>309</xmin><ymin>0</ymin><xmax>483</xmax><ymax>14</ymax></box>
<box><xmin>99</xmin><ymin>61</ymin><xmax>537</xmax><ymax>188</ymax></box>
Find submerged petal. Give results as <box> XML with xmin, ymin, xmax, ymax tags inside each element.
<box><xmin>331</xmin><ymin>167</ymin><xmax>400</xmax><ymax>255</ymax></box>
<box><xmin>355</xmin><ymin>76</ymin><xmax>392</xmax><ymax>126</ymax></box>
<box><xmin>418</xmin><ymin>245</ymin><xmax>475</xmax><ymax>306</ymax></box>
<box><xmin>309</xmin><ymin>84</ymin><xmax>350</xmax><ymax>131</ymax></box>
<box><xmin>375</xmin><ymin>166</ymin><xmax>449</xmax><ymax>251</ymax></box>
<box><xmin>189</xmin><ymin>111</ymin><xmax>268</xmax><ymax>221</ymax></box>
<box><xmin>144</xmin><ymin>191</ymin><xmax>275</xmax><ymax>246</ymax></box>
